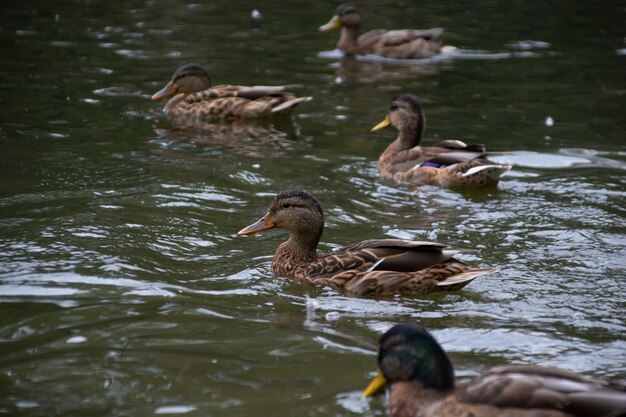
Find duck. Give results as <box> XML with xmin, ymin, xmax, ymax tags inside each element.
<box><xmin>371</xmin><ymin>94</ymin><xmax>511</xmax><ymax>188</ymax></box>
<box><xmin>364</xmin><ymin>323</ymin><xmax>626</xmax><ymax>417</ymax></box>
<box><xmin>151</xmin><ymin>63</ymin><xmax>312</xmax><ymax>120</ymax></box>
<box><xmin>237</xmin><ymin>190</ymin><xmax>494</xmax><ymax>296</ymax></box>
<box><xmin>319</xmin><ymin>3</ymin><xmax>453</xmax><ymax>59</ymax></box>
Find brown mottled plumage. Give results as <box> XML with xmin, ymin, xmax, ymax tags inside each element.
<box><xmin>319</xmin><ymin>4</ymin><xmax>453</xmax><ymax>59</ymax></box>
<box><xmin>364</xmin><ymin>323</ymin><xmax>626</xmax><ymax>417</ymax></box>
<box><xmin>151</xmin><ymin>63</ymin><xmax>312</xmax><ymax>120</ymax></box>
<box><xmin>372</xmin><ymin>94</ymin><xmax>511</xmax><ymax>188</ymax></box>
<box><xmin>237</xmin><ymin>191</ymin><xmax>493</xmax><ymax>296</ymax></box>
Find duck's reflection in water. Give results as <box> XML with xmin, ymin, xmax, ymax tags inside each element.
<box><xmin>151</xmin><ymin>117</ymin><xmax>312</xmax><ymax>160</ymax></box>
<box><xmin>332</xmin><ymin>55</ymin><xmax>442</xmax><ymax>85</ymax></box>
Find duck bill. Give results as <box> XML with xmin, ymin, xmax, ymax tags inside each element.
<box><xmin>151</xmin><ymin>81</ymin><xmax>177</xmax><ymax>101</ymax></box>
<box><xmin>237</xmin><ymin>214</ymin><xmax>276</xmax><ymax>236</ymax></box>
<box><xmin>363</xmin><ymin>370</ymin><xmax>387</xmax><ymax>397</ymax></box>
<box><xmin>371</xmin><ymin>116</ymin><xmax>391</xmax><ymax>132</ymax></box>
<box><xmin>319</xmin><ymin>15</ymin><xmax>342</xmax><ymax>31</ymax></box>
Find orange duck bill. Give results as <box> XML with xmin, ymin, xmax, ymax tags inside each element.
<box><xmin>151</xmin><ymin>81</ymin><xmax>177</xmax><ymax>101</ymax></box>
<box><xmin>237</xmin><ymin>214</ymin><xmax>276</xmax><ymax>236</ymax></box>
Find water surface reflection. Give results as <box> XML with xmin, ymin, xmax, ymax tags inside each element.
<box><xmin>0</xmin><ymin>0</ymin><xmax>624</xmax><ymax>416</ymax></box>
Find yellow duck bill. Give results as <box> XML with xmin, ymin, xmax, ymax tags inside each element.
<box><xmin>363</xmin><ymin>370</ymin><xmax>387</xmax><ymax>397</ymax></box>
<box><xmin>371</xmin><ymin>116</ymin><xmax>391</xmax><ymax>132</ymax></box>
<box><xmin>319</xmin><ymin>15</ymin><xmax>342</xmax><ymax>31</ymax></box>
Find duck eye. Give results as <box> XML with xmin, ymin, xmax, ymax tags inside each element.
<box><xmin>281</xmin><ymin>203</ymin><xmax>291</xmax><ymax>209</ymax></box>
<box><xmin>390</xmin><ymin>103</ymin><xmax>398</xmax><ymax>111</ymax></box>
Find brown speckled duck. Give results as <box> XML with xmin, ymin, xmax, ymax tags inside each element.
<box><xmin>372</xmin><ymin>94</ymin><xmax>511</xmax><ymax>188</ymax></box>
<box><xmin>237</xmin><ymin>191</ymin><xmax>494</xmax><ymax>296</ymax></box>
<box><xmin>364</xmin><ymin>323</ymin><xmax>626</xmax><ymax>417</ymax></box>
<box><xmin>151</xmin><ymin>63</ymin><xmax>312</xmax><ymax>120</ymax></box>
<box><xmin>319</xmin><ymin>3</ymin><xmax>454</xmax><ymax>59</ymax></box>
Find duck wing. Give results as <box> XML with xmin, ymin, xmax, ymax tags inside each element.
<box><xmin>430</xmin><ymin>139</ymin><xmax>487</xmax><ymax>153</ymax></box>
<box><xmin>357</xmin><ymin>28</ymin><xmax>444</xmax><ymax>58</ymax></box>
<box><xmin>189</xmin><ymin>85</ymin><xmax>296</xmax><ymax>100</ymax></box>
<box><xmin>304</xmin><ymin>239</ymin><xmax>493</xmax><ymax>295</ymax></box>
<box><xmin>338</xmin><ymin>239</ymin><xmax>458</xmax><ymax>271</ymax></box>
<box><xmin>302</xmin><ymin>239</ymin><xmax>444</xmax><ymax>277</ymax></box>
<box><xmin>304</xmin><ymin>239</ymin><xmax>455</xmax><ymax>277</ymax></box>
<box><xmin>421</xmin><ymin>150</ymin><xmax>489</xmax><ymax>166</ymax></box>
<box><xmin>357</xmin><ymin>29</ymin><xmax>389</xmax><ymax>50</ymax></box>
<box><xmin>360</xmin><ymin>28</ymin><xmax>445</xmax><ymax>58</ymax></box>
<box><xmin>177</xmin><ymin>85</ymin><xmax>311</xmax><ymax>118</ymax></box>
<box><xmin>378</xmin><ymin>28</ymin><xmax>444</xmax><ymax>46</ymax></box>
<box><xmin>220</xmin><ymin>85</ymin><xmax>300</xmax><ymax>100</ymax></box>
<box><xmin>456</xmin><ymin>365</ymin><xmax>626</xmax><ymax>416</ymax></box>
<box><xmin>382</xmin><ymin>145</ymin><xmax>487</xmax><ymax>174</ymax></box>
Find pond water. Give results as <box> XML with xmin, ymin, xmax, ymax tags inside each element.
<box><xmin>0</xmin><ymin>0</ymin><xmax>624</xmax><ymax>416</ymax></box>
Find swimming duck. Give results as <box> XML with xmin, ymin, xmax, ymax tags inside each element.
<box><xmin>371</xmin><ymin>94</ymin><xmax>511</xmax><ymax>188</ymax></box>
<box><xmin>319</xmin><ymin>4</ymin><xmax>453</xmax><ymax>59</ymax></box>
<box><xmin>237</xmin><ymin>190</ymin><xmax>494</xmax><ymax>296</ymax></box>
<box><xmin>151</xmin><ymin>63</ymin><xmax>312</xmax><ymax>120</ymax></box>
<box><xmin>364</xmin><ymin>323</ymin><xmax>626</xmax><ymax>417</ymax></box>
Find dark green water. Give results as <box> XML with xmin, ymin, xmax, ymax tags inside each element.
<box><xmin>1</xmin><ymin>0</ymin><xmax>624</xmax><ymax>416</ymax></box>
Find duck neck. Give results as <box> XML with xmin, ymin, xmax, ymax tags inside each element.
<box><xmin>389</xmin><ymin>381</ymin><xmax>450</xmax><ymax>417</ymax></box>
<box><xmin>337</xmin><ymin>27</ymin><xmax>360</xmax><ymax>53</ymax></box>
<box><xmin>397</xmin><ymin>110</ymin><xmax>426</xmax><ymax>150</ymax></box>
<box><xmin>287</xmin><ymin>231</ymin><xmax>321</xmax><ymax>260</ymax></box>
<box><xmin>271</xmin><ymin>226</ymin><xmax>323</xmax><ymax>276</ymax></box>
<box><xmin>389</xmin><ymin>352</ymin><xmax>454</xmax><ymax>417</ymax></box>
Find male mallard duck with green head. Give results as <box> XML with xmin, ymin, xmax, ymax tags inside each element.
<box><xmin>364</xmin><ymin>323</ymin><xmax>626</xmax><ymax>417</ymax></box>
<box><xmin>372</xmin><ymin>94</ymin><xmax>511</xmax><ymax>188</ymax></box>
<box><xmin>151</xmin><ymin>63</ymin><xmax>312</xmax><ymax>120</ymax></box>
<box><xmin>238</xmin><ymin>190</ymin><xmax>494</xmax><ymax>296</ymax></box>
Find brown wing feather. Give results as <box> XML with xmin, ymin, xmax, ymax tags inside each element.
<box><xmin>334</xmin><ymin>240</ymin><xmax>459</xmax><ymax>273</ymax></box>
<box><xmin>269</xmin><ymin>232</ymin><xmax>492</xmax><ymax>295</ymax></box>
<box><xmin>430</xmin><ymin>139</ymin><xmax>487</xmax><ymax>153</ymax></box>
<box><xmin>456</xmin><ymin>365</ymin><xmax>626</xmax><ymax>416</ymax></box>
<box><xmin>294</xmin><ymin>240</ymin><xmax>492</xmax><ymax>295</ymax></box>
<box><xmin>378</xmin><ymin>28</ymin><xmax>444</xmax><ymax>47</ymax></box>
<box><xmin>302</xmin><ymin>249</ymin><xmax>378</xmax><ymax>278</ymax></box>
<box><xmin>356</xmin><ymin>28</ymin><xmax>444</xmax><ymax>59</ymax></box>
<box><xmin>379</xmin><ymin>142</ymin><xmax>510</xmax><ymax>187</ymax></box>
<box><xmin>163</xmin><ymin>85</ymin><xmax>310</xmax><ymax>119</ymax></box>
<box><xmin>338</xmin><ymin>261</ymin><xmax>489</xmax><ymax>295</ymax></box>
<box><xmin>380</xmin><ymin>147</ymin><xmax>427</xmax><ymax>174</ymax></box>
<box><xmin>232</xmin><ymin>85</ymin><xmax>290</xmax><ymax>100</ymax></box>
<box><xmin>190</xmin><ymin>85</ymin><xmax>290</xmax><ymax>100</ymax></box>
<box><xmin>423</xmin><ymin>150</ymin><xmax>489</xmax><ymax>166</ymax></box>
<box><xmin>380</xmin><ymin>146</ymin><xmax>488</xmax><ymax>176</ymax></box>
<box><xmin>298</xmin><ymin>240</ymin><xmax>450</xmax><ymax>279</ymax></box>
<box><xmin>356</xmin><ymin>29</ymin><xmax>388</xmax><ymax>51</ymax></box>
<box><xmin>339</xmin><ymin>238</ymin><xmax>446</xmax><ymax>252</ymax></box>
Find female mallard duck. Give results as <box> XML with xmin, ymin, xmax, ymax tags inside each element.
<box><xmin>371</xmin><ymin>94</ymin><xmax>511</xmax><ymax>188</ymax></box>
<box><xmin>319</xmin><ymin>4</ymin><xmax>453</xmax><ymax>59</ymax></box>
<box><xmin>364</xmin><ymin>323</ymin><xmax>626</xmax><ymax>417</ymax></box>
<box><xmin>151</xmin><ymin>63</ymin><xmax>312</xmax><ymax>120</ymax></box>
<box><xmin>237</xmin><ymin>190</ymin><xmax>494</xmax><ymax>296</ymax></box>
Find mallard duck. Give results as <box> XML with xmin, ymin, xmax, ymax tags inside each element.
<box><xmin>237</xmin><ymin>190</ymin><xmax>494</xmax><ymax>296</ymax></box>
<box><xmin>371</xmin><ymin>94</ymin><xmax>511</xmax><ymax>188</ymax></box>
<box><xmin>319</xmin><ymin>4</ymin><xmax>453</xmax><ymax>59</ymax></box>
<box><xmin>364</xmin><ymin>323</ymin><xmax>626</xmax><ymax>417</ymax></box>
<box><xmin>151</xmin><ymin>63</ymin><xmax>312</xmax><ymax>120</ymax></box>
